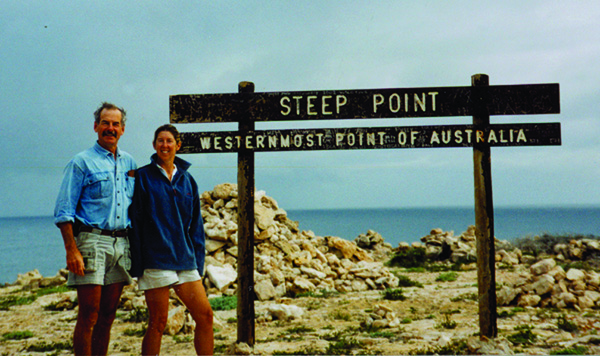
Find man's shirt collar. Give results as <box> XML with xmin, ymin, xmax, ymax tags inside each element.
<box><xmin>93</xmin><ymin>141</ymin><xmax>121</xmax><ymax>158</ymax></box>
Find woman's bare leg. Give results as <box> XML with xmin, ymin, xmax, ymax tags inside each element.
<box><xmin>174</xmin><ymin>280</ymin><xmax>214</xmax><ymax>355</ymax></box>
<box><xmin>142</xmin><ymin>287</ymin><xmax>171</xmax><ymax>355</ymax></box>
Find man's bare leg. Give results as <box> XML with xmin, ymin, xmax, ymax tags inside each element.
<box><xmin>74</xmin><ymin>285</ymin><xmax>102</xmax><ymax>356</ymax></box>
<box><xmin>91</xmin><ymin>282</ymin><xmax>126</xmax><ymax>355</ymax></box>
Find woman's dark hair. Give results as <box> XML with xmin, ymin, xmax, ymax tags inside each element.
<box><xmin>153</xmin><ymin>124</ymin><xmax>181</xmax><ymax>144</ymax></box>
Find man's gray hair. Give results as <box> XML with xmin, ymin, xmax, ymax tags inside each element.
<box><xmin>93</xmin><ymin>102</ymin><xmax>127</xmax><ymax>125</ymax></box>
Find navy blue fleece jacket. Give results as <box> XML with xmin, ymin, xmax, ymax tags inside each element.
<box><xmin>129</xmin><ymin>154</ymin><xmax>205</xmax><ymax>278</ymax></box>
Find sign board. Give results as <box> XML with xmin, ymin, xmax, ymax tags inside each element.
<box><xmin>170</xmin><ymin>84</ymin><xmax>559</xmax><ymax>123</ymax></box>
<box><xmin>179</xmin><ymin>123</ymin><xmax>560</xmax><ymax>153</ymax></box>
<box><xmin>170</xmin><ymin>76</ymin><xmax>561</xmax><ymax>343</ymax></box>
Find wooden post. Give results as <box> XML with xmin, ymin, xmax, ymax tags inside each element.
<box><xmin>236</xmin><ymin>81</ymin><xmax>255</xmax><ymax>346</ymax></box>
<box><xmin>472</xmin><ymin>73</ymin><xmax>497</xmax><ymax>338</ymax></box>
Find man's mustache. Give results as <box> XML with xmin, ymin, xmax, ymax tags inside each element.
<box><xmin>102</xmin><ymin>131</ymin><xmax>117</xmax><ymax>137</ymax></box>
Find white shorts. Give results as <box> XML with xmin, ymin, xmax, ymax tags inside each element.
<box><xmin>138</xmin><ymin>269</ymin><xmax>201</xmax><ymax>291</ymax></box>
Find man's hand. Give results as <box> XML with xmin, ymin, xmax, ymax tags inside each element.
<box><xmin>66</xmin><ymin>245</ymin><xmax>85</xmax><ymax>276</ymax></box>
<box><xmin>58</xmin><ymin>222</ymin><xmax>86</xmax><ymax>276</ymax></box>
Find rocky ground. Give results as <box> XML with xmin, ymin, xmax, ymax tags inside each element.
<box><xmin>1</xmin><ymin>266</ymin><xmax>600</xmax><ymax>355</ymax></box>
<box><xmin>2</xmin><ymin>184</ymin><xmax>599</xmax><ymax>355</ymax></box>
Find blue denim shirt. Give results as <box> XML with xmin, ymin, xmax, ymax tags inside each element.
<box><xmin>54</xmin><ymin>142</ymin><xmax>137</xmax><ymax>230</ymax></box>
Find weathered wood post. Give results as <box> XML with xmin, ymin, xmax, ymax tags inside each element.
<box><xmin>472</xmin><ymin>73</ymin><xmax>498</xmax><ymax>338</ymax></box>
<box><xmin>236</xmin><ymin>81</ymin><xmax>256</xmax><ymax>345</ymax></box>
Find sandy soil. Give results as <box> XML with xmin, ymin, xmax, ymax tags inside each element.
<box><xmin>2</xmin><ymin>267</ymin><xmax>599</xmax><ymax>355</ymax></box>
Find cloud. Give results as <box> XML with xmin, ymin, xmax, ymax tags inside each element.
<box><xmin>1</xmin><ymin>1</ymin><xmax>599</xmax><ymax>217</ymax></box>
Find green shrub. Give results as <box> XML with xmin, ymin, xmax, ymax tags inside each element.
<box><xmin>396</xmin><ymin>274</ymin><xmax>424</xmax><ymax>288</ymax></box>
<box><xmin>273</xmin><ymin>346</ymin><xmax>325</xmax><ymax>355</ymax></box>
<box><xmin>209</xmin><ymin>295</ymin><xmax>237</xmax><ymax>311</ymax></box>
<box><xmin>438</xmin><ymin>314</ymin><xmax>457</xmax><ymax>329</ymax></box>
<box><xmin>173</xmin><ymin>335</ymin><xmax>192</xmax><ymax>343</ymax></box>
<box><xmin>326</xmin><ymin>336</ymin><xmax>363</xmax><ymax>355</ymax></box>
<box><xmin>381</xmin><ymin>288</ymin><xmax>406</xmax><ymax>301</ymax></box>
<box><xmin>436</xmin><ymin>272</ymin><xmax>459</xmax><ymax>282</ymax></box>
<box><xmin>214</xmin><ymin>343</ymin><xmax>228</xmax><ymax>354</ymax></box>
<box><xmin>409</xmin><ymin>340</ymin><xmax>469</xmax><ymax>355</ymax></box>
<box><xmin>36</xmin><ymin>285</ymin><xmax>73</xmax><ymax>297</ymax></box>
<box><xmin>2</xmin><ymin>330</ymin><xmax>33</xmax><ymax>340</ymax></box>
<box><xmin>296</xmin><ymin>289</ymin><xmax>341</xmax><ymax>298</ymax></box>
<box><xmin>550</xmin><ymin>345</ymin><xmax>588</xmax><ymax>355</ymax></box>
<box><xmin>359</xmin><ymin>320</ymin><xmax>382</xmax><ymax>333</ymax></box>
<box><xmin>498</xmin><ymin>309</ymin><xmax>515</xmax><ymax>318</ymax></box>
<box><xmin>124</xmin><ymin>307</ymin><xmax>149</xmax><ymax>323</ymax></box>
<box><xmin>285</xmin><ymin>326</ymin><xmax>315</xmax><ymax>334</ymax></box>
<box><xmin>26</xmin><ymin>340</ymin><xmax>73</xmax><ymax>352</ymax></box>
<box><xmin>557</xmin><ymin>315</ymin><xmax>579</xmax><ymax>332</ymax></box>
<box><xmin>0</xmin><ymin>295</ymin><xmax>37</xmax><ymax>310</ymax></box>
<box><xmin>123</xmin><ymin>327</ymin><xmax>146</xmax><ymax>337</ymax></box>
<box><xmin>561</xmin><ymin>260</ymin><xmax>594</xmax><ymax>272</ymax></box>
<box><xmin>387</xmin><ymin>247</ymin><xmax>427</xmax><ymax>268</ymax></box>
<box><xmin>507</xmin><ymin>325</ymin><xmax>537</xmax><ymax>345</ymax></box>
<box><xmin>514</xmin><ymin>233</ymin><xmax>600</xmax><ymax>257</ymax></box>
<box><xmin>329</xmin><ymin>310</ymin><xmax>351</xmax><ymax>321</ymax></box>
<box><xmin>321</xmin><ymin>330</ymin><xmax>345</xmax><ymax>341</ymax></box>
<box><xmin>369</xmin><ymin>330</ymin><xmax>397</xmax><ymax>339</ymax></box>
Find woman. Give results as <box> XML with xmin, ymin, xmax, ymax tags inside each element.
<box><xmin>129</xmin><ymin>124</ymin><xmax>213</xmax><ymax>355</ymax></box>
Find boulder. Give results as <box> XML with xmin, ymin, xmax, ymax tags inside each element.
<box><xmin>566</xmin><ymin>268</ymin><xmax>585</xmax><ymax>281</ymax></box>
<box><xmin>212</xmin><ymin>183</ymin><xmax>236</xmax><ymax>200</ymax></box>
<box><xmin>266</xmin><ymin>304</ymin><xmax>304</xmax><ymax>321</ymax></box>
<box><xmin>254</xmin><ymin>204</ymin><xmax>275</xmax><ymax>230</ymax></box>
<box><xmin>164</xmin><ymin>306</ymin><xmax>186</xmax><ymax>335</ymax></box>
<box><xmin>531</xmin><ymin>274</ymin><xmax>555</xmax><ymax>295</ymax></box>
<box><xmin>530</xmin><ymin>259</ymin><xmax>556</xmax><ymax>275</ymax></box>
<box><xmin>328</xmin><ymin>236</ymin><xmax>356</xmax><ymax>259</ymax></box>
<box><xmin>254</xmin><ymin>279</ymin><xmax>276</xmax><ymax>301</ymax></box>
<box><xmin>15</xmin><ymin>269</ymin><xmax>42</xmax><ymax>286</ymax></box>
<box><xmin>206</xmin><ymin>264</ymin><xmax>237</xmax><ymax>291</ymax></box>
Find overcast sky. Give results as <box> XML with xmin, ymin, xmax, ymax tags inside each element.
<box><xmin>1</xmin><ymin>1</ymin><xmax>599</xmax><ymax>218</ymax></box>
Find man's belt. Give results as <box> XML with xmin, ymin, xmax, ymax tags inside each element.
<box><xmin>78</xmin><ymin>225</ymin><xmax>128</xmax><ymax>238</ymax></box>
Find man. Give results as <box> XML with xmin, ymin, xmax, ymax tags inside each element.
<box><xmin>54</xmin><ymin>102</ymin><xmax>136</xmax><ymax>356</ymax></box>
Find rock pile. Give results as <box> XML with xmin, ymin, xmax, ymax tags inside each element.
<box><xmin>554</xmin><ymin>238</ymin><xmax>600</xmax><ymax>262</ymax></box>
<box><xmin>401</xmin><ymin>226</ymin><xmax>521</xmax><ymax>266</ymax></box>
<box><xmin>397</xmin><ymin>226</ymin><xmax>600</xmax><ymax>310</ymax></box>
<box><xmin>497</xmin><ymin>258</ymin><xmax>600</xmax><ymax>309</ymax></box>
<box><xmin>13</xmin><ymin>269</ymin><xmax>67</xmax><ymax>290</ymax></box>
<box><xmin>419</xmin><ymin>226</ymin><xmax>478</xmax><ymax>263</ymax></box>
<box><xmin>362</xmin><ymin>304</ymin><xmax>402</xmax><ymax>329</ymax></box>
<box><xmin>201</xmin><ymin>183</ymin><xmax>399</xmax><ymax>300</ymax></box>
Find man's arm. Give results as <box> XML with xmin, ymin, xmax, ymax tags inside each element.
<box><xmin>57</xmin><ymin>222</ymin><xmax>85</xmax><ymax>276</ymax></box>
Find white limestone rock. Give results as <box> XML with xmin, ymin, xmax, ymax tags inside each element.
<box><xmin>206</xmin><ymin>264</ymin><xmax>237</xmax><ymax>291</ymax></box>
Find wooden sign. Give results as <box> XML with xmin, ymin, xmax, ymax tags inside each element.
<box><xmin>170</xmin><ymin>76</ymin><xmax>562</xmax><ymax>343</ymax></box>
<box><xmin>170</xmin><ymin>84</ymin><xmax>559</xmax><ymax>123</ymax></box>
<box><xmin>178</xmin><ymin>123</ymin><xmax>560</xmax><ymax>153</ymax></box>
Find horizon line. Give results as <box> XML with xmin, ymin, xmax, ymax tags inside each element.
<box><xmin>3</xmin><ymin>203</ymin><xmax>600</xmax><ymax>220</ymax></box>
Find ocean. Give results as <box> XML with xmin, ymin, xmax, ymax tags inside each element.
<box><xmin>1</xmin><ymin>206</ymin><xmax>598</xmax><ymax>284</ymax></box>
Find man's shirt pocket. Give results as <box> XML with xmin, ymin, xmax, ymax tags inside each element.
<box><xmin>84</xmin><ymin>172</ymin><xmax>112</xmax><ymax>199</ymax></box>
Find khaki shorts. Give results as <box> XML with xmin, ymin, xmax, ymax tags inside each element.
<box><xmin>138</xmin><ymin>269</ymin><xmax>201</xmax><ymax>291</ymax></box>
<box><xmin>67</xmin><ymin>231</ymin><xmax>132</xmax><ymax>286</ymax></box>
